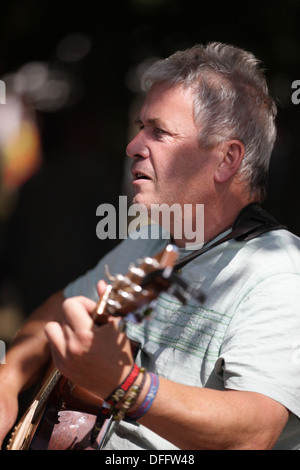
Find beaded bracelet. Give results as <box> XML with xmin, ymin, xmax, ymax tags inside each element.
<box><xmin>91</xmin><ymin>364</ymin><xmax>141</xmax><ymax>443</ymax></box>
<box><xmin>127</xmin><ymin>372</ymin><xmax>159</xmax><ymax>421</ymax></box>
<box><xmin>111</xmin><ymin>367</ymin><xmax>147</xmax><ymax>421</ymax></box>
<box><xmin>94</xmin><ymin>363</ymin><xmax>140</xmax><ymax>426</ymax></box>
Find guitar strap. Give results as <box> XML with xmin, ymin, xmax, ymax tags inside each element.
<box><xmin>175</xmin><ymin>203</ymin><xmax>287</xmax><ymax>272</ymax></box>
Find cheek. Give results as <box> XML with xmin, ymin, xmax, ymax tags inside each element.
<box><xmin>165</xmin><ymin>154</ymin><xmax>214</xmax><ymax>202</ymax></box>
<box><xmin>164</xmin><ymin>153</ymin><xmax>203</xmax><ymax>182</ymax></box>
<box><xmin>153</xmin><ymin>141</ymin><xmax>213</xmax><ymax>191</ymax></box>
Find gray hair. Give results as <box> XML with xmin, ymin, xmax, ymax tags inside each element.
<box><xmin>141</xmin><ymin>42</ymin><xmax>277</xmax><ymax>201</ymax></box>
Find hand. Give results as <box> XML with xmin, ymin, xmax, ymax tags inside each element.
<box><xmin>0</xmin><ymin>382</ymin><xmax>19</xmax><ymax>449</ymax></box>
<box><xmin>44</xmin><ymin>282</ymin><xmax>134</xmax><ymax>399</ymax></box>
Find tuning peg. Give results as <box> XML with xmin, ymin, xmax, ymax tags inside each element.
<box><xmin>129</xmin><ymin>266</ymin><xmax>145</xmax><ymax>277</ymax></box>
<box><xmin>106</xmin><ymin>299</ymin><xmax>122</xmax><ymax>311</ymax></box>
<box><xmin>118</xmin><ymin>290</ymin><xmax>135</xmax><ymax>302</ymax></box>
<box><xmin>104</xmin><ymin>264</ymin><xmax>116</xmax><ymax>282</ymax></box>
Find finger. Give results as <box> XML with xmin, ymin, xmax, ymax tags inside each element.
<box><xmin>67</xmin><ymin>295</ymin><xmax>98</xmax><ymax>315</ymax></box>
<box><xmin>97</xmin><ymin>280</ymin><xmax>108</xmax><ymax>297</ymax></box>
<box><xmin>44</xmin><ymin>321</ymin><xmax>67</xmax><ymax>358</ymax></box>
<box><xmin>44</xmin><ymin>321</ymin><xmax>76</xmax><ymax>377</ymax></box>
<box><xmin>62</xmin><ymin>297</ymin><xmax>95</xmax><ymax>332</ymax></box>
<box><xmin>105</xmin><ymin>315</ymin><xmax>128</xmax><ymax>338</ymax></box>
<box><xmin>108</xmin><ymin>315</ymin><xmax>124</xmax><ymax>329</ymax></box>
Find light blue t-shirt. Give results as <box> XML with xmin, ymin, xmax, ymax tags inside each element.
<box><xmin>64</xmin><ymin>227</ymin><xmax>300</xmax><ymax>450</ymax></box>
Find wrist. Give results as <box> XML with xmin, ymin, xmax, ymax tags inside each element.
<box><xmin>126</xmin><ymin>371</ymin><xmax>152</xmax><ymax>416</ymax></box>
<box><xmin>94</xmin><ymin>366</ymin><xmax>159</xmax><ymax>423</ymax></box>
<box><xmin>126</xmin><ymin>372</ymin><xmax>159</xmax><ymax>421</ymax></box>
<box><xmin>91</xmin><ymin>366</ymin><xmax>159</xmax><ymax>442</ymax></box>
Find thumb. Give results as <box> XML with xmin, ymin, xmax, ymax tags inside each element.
<box><xmin>97</xmin><ymin>280</ymin><xmax>108</xmax><ymax>297</ymax></box>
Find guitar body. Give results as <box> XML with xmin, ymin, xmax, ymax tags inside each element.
<box><xmin>29</xmin><ymin>406</ymin><xmax>99</xmax><ymax>450</ymax></box>
<box><xmin>7</xmin><ymin>372</ymin><xmax>110</xmax><ymax>450</ymax></box>
<box><xmin>28</xmin><ymin>378</ymin><xmax>107</xmax><ymax>450</ymax></box>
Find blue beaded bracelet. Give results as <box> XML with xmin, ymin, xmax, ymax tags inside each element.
<box><xmin>127</xmin><ymin>372</ymin><xmax>159</xmax><ymax>420</ymax></box>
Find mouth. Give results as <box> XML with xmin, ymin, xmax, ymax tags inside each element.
<box><xmin>132</xmin><ymin>170</ymin><xmax>152</xmax><ymax>181</ymax></box>
<box><xmin>135</xmin><ymin>173</ymin><xmax>151</xmax><ymax>180</ymax></box>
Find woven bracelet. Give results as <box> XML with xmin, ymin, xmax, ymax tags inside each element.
<box><xmin>127</xmin><ymin>372</ymin><xmax>159</xmax><ymax>421</ymax></box>
<box><xmin>96</xmin><ymin>363</ymin><xmax>140</xmax><ymax>423</ymax></box>
<box><xmin>111</xmin><ymin>367</ymin><xmax>147</xmax><ymax>421</ymax></box>
<box><xmin>105</xmin><ymin>363</ymin><xmax>139</xmax><ymax>406</ymax></box>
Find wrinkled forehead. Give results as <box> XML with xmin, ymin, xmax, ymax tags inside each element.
<box><xmin>140</xmin><ymin>82</ymin><xmax>198</xmax><ymax>129</ymax></box>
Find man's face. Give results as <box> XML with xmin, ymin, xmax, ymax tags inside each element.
<box><xmin>126</xmin><ymin>82</ymin><xmax>220</xmax><ymax>211</ymax></box>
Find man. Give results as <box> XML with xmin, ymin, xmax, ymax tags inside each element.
<box><xmin>1</xmin><ymin>42</ymin><xmax>300</xmax><ymax>450</ymax></box>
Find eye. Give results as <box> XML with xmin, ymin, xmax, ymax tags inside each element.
<box><xmin>155</xmin><ymin>127</ymin><xmax>168</xmax><ymax>137</ymax></box>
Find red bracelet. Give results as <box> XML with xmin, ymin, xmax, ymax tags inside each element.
<box><xmin>105</xmin><ymin>363</ymin><xmax>140</xmax><ymax>405</ymax></box>
<box><xmin>91</xmin><ymin>363</ymin><xmax>142</xmax><ymax>443</ymax></box>
<box><xmin>96</xmin><ymin>363</ymin><xmax>140</xmax><ymax>422</ymax></box>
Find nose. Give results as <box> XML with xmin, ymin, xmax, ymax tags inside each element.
<box><xmin>126</xmin><ymin>131</ymin><xmax>150</xmax><ymax>160</ymax></box>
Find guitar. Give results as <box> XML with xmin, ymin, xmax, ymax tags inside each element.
<box><xmin>6</xmin><ymin>244</ymin><xmax>204</xmax><ymax>450</ymax></box>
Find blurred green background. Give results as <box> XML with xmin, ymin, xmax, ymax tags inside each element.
<box><xmin>0</xmin><ymin>0</ymin><xmax>299</xmax><ymax>341</ymax></box>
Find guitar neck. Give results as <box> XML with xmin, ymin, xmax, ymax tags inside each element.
<box><xmin>31</xmin><ymin>366</ymin><xmax>62</xmax><ymax>424</ymax></box>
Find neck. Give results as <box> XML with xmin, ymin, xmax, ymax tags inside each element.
<box><xmin>171</xmin><ymin>196</ymin><xmax>254</xmax><ymax>249</ymax></box>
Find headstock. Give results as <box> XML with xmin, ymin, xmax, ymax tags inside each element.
<box><xmin>92</xmin><ymin>244</ymin><xmax>205</xmax><ymax>327</ymax></box>
<box><xmin>92</xmin><ymin>244</ymin><xmax>178</xmax><ymax>325</ymax></box>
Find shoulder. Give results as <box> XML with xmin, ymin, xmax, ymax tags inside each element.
<box><xmin>237</xmin><ymin>228</ymin><xmax>300</xmax><ymax>274</ymax></box>
<box><xmin>64</xmin><ymin>225</ymin><xmax>168</xmax><ymax>300</ymax></box>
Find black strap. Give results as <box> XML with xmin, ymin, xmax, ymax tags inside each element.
<box><xmin>175</xmin><ymin>203</ymin><xmax>286</xmax><ymax>271</ymax></box>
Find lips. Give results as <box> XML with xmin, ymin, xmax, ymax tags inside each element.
<box><xmin>135</xmin><ymin>173</ymin><xmax>151</xmax><ymax>180</ymax></box>
<box><xmin>132</xmin><ymin>167</ymin><xmax>152</xmax><ymax>181</ymax></box>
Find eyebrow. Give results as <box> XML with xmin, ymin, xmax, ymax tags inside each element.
<box><xmin>134</xmin><ymin>115</ymin><xmax>172</xmax><ymax>132</ymax></box>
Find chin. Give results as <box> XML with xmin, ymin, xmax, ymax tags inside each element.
<box><xmin>133</xmin><ymin>193</ymin><xmax>149</xmax><ymax>207</ymax></box>
<box><xmin>131</xmin><ymin>196</ymin><xmax>149</xmax><ymax>212</ymax></box>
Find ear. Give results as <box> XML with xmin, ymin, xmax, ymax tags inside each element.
<box><xmin>214</xmin><ymin>140</ymin><xmax>245</xmax><ymax>184</ymax></box>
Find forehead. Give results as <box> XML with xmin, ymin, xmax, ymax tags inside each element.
<box><xmin>140</xmin><ymin>82</ymin><xmax>196</xmax><ymax>130</ymax></box>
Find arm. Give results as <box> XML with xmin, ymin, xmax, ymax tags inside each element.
<box><xmin>139</xmin><ymin>379</ymin><xmax>289</xmax><ymax>450</ymax></box>
<box><xmin>0</xmin><ymin>290</ymin><xmax>65</xmax><ymax>447</ymax></box>
<box><xmin>45</xmin><ymin>293</ymin><xmax>289</xmax><ymax>450</ymax></box>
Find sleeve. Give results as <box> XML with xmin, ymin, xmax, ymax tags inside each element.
<box><xmin>63</xmin><ymin>243</ymin><xmax>123</xmax><ymax>301</ymax></box>
<box><xmin>215</xmin><ymin>272</ymin><xmax>300</xmax><ymax>418</ymax></box>
<box><xmin>63</xmin><ymin>230</ymin><xmax>167</xmax><ymax>301</ymax></box>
